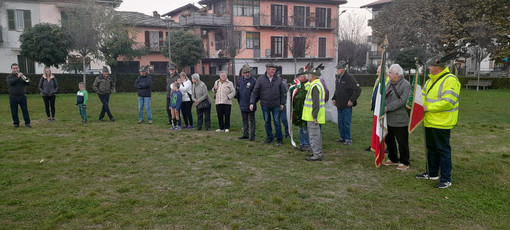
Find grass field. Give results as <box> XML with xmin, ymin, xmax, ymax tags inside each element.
<box><xmin>1</xmin><ymin>88</ymin><xmax>509</xmax><ymax>229</ymax></box>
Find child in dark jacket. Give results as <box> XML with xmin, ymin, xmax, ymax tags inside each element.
<box><xmin>76</xmin><ymin>82</ymin><xmax>88</xmax><ymax>123</ymax></box>
<box><xmin>169</xmin><ymin>82</ymin><xmax>182</xmax><ymax>130</ymax></box>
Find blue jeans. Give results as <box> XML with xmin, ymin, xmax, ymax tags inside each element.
<box><xmin>9</xmin><ymin>96</ymin><xmax>30</xmax><ymax>125</ymax></box>
<box><xmin>337</xmin><ymin>108</ymin><xmax>352</xmax><ymax>141</ymax></box>
<box><xmin>261</xmin><ymin>106</ymin><xmax>282</xmax><ymax>140</ymax></box>
<box><xmin>298</xmin><ymin>125</ymin><xmax>310</xmax><ymax>147</ymax></box>
<box><xmin>138</xmin><ymin>97</ymin><xmax>152</xmax><ymax>121</ymax></box>
<box><xmin>280</xmin><ymin>105</ymin><xmax>290</xmax><ymax>136</ymax></box>
<box><xmin>425</xmin><ymin>127</ymin><xmax>452</xmax><ymax>183</ymax></box>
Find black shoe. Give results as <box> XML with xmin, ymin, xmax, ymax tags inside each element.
<box><xmin>307</xmin><ymin>153</ymin><xmax>314</xmax><ymax>157</ymax></box>
<box><xmin>284</xmin><ymin>134</ymin><xmax>290</xmax><ymax>138</ymax></box>
<box><xmin>263</xmin><ymin>139</ymin><xmax>273</xmax><ymax>144</ymax></box>
<box><xmin>25</xmin><ymin>124</ymin><xmax>32</xmax><ymax>128</ymax></box>
<box><xmin>415</xmin><ymin>172</ymin><xmax>439</xmax><ymax>180</ymax></box>
<box><xmin>335</xmin><ymin>139</ymin><xmax>345</xmax><ymax>143</ymax></box>
<box><xmin>238</xmin><ymin>136</ymin><xmax>249</xmax><ymax>140</ymax></box>
<box><xmin>14</xmin><ymin>124</ymin><xmax>19</xmax><ymax>128</ymax></box>
<box><xmin>365</xmin><ymin>147</ymin><xmax>371</xmax><ymax>151</ymax></box>
<box><xmin>167</xmin><ymin>122</ymin><xmax>172</xmax><ymax>125</ymax></box>
<box><xmin>99</xmin><ymin>118</ymin><xmax>105</xmax><ymax>122</ymax></box>
<box><xmin>249</xmin><ymin>137</ymin><xmax>255</xmax><ymax>141</ymax></box>
<box><xmin>276</xmin><ymin>139</ymin><xmax>283</xmax><ymax>146</ymax></box>
<box><xmin>110</xmin><ymin>118</ymin><xmax>115</xmax><ymax>122</ymax></box>
<box><xmin>435</xmin><ymin>182</ymin><xmax>452</xmax><ymax>189</ymax></box>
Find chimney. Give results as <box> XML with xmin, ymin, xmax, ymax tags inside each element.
<box><xmin>153</xmin><ymin>11</ymin><xmax>160</xmax><ymax>18</ymax></box>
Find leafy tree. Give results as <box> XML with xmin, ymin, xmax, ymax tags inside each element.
<box><xmin>394</xmin><ymin>47</ymin><xmax>424</xmax><ymax>78</ymax></box>
<box><xmin>19</xmin><ymin>23</ymin><xmax>71</xmax><ymax>68</ymax></box>
<box><xmin>161</xmin><ymin>29</ymin><xmax>204</xmax><ymax>71</ymax></box>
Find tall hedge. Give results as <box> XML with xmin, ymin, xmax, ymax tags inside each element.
<box><xmin>1</xmin><ymin>73</ymin><xmax>509</xmax><ymax>95</ymax></box>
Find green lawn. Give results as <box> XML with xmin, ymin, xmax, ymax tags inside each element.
<box><xmin>1</xmin><ymin>88</ymin><xmax>509</xmax><ymax>229</ymax></box>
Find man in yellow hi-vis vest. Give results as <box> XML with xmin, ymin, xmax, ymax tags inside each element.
<box><xmin>415</xmin><ymin>55</ymin><xmax>461</xmax><ymax>189</ymax></box>
<box><xmin>302</xmin><ymin>64</ymin><xmax>326</xmax><ymax>161</ymax></box>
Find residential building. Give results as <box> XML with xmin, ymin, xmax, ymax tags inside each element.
<box><xmin>0</xmin><ymin>0</ymin><xmax>121</xmax><ymax>74</ymax></box>
<box><xmin>361</xmin><ymin>0</ymin><xmax>391</xmax><ymax>67</ymax></box>
<box><xmin>115</xmin><ymin>11</ymin><xmax>180</xmax><ymax>74</ymax></box>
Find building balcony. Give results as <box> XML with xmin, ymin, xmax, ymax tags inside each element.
<box><xmin>179</xmin><ymin>12</ymin><xmax>231</xmax><ymax>27</ymax></box>
<box><xmin>254</xmin><ymin>14</ymin><xmax>338</xmax><ymax>30</ymax></box>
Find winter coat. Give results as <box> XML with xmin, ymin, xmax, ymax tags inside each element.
<box><xmin>331</xmin><ymin>71</ymin><xmax>362</xmax><ymax>108</ymax></box>
<box><xmin>213</xmin><ymin>79</ymin><xmax>235</xmax><ymax>105</ymax></box>
<box><xmin>386</xmin><ymin>77</ymin><xmax>411</xmax><ymax>127</ymax></box>
<box><xmin>93</xmin><ymin>75</ymin><xmax>113</xmax><ymax>95</ymax></box>
<box><xmin>38</xmin><ymin>75</ymin><xmax>58</xmax><ymax>96</ymax></box>
<box><xmin>237</xmin><ymin>75</ymin><xmax>257</xmax><ymax>112</ymax></box>
<box><xmin>249</xmin><ymin>72</ymin><xmax>285</xmax><ymax>107</ymax></box>
<box><xmin>135</xmin><ymin>75</ymin><xmax>152</xmax><ymax>97</ymax></box>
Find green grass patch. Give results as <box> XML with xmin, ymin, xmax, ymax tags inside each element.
<box><xmin>1</xmin><ymin>89</ymin><xmax>510</xmax><ymax>229</ymax></box>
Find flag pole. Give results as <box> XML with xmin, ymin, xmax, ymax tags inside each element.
<box><xmin>415</xmin><ymin>58</ymin><xmax>429</xmax><ymax>178</ymax></box>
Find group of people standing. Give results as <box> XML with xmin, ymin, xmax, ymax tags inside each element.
<box><xmin>6</xmin><ymin>55</ymin><xmax>460</xmax><ymax>188</ymax></box>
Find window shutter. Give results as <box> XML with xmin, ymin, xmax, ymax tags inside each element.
<box><xmin>271</xmin><ymin>4</ymin><xmax>275</xmax><ymax>25</ymax></box>
<box><xmin>23</xmin><ymin>10</ymin><xmax>32</xmax><ymax>29</ymax></box>
<box><xmin>145</xmin><ymin>31</ymin><xmax>150</xmax><ymax>48</ymax></box>
<box><xmin>283</xmin><ymin>5</ymin><xmax>288</xmax><ymax>26</ymax></box>
<box><xmin>283</xmin><ymin>37</ymin><xmax>288</xmax><ymax>58</ymax></box>
<box><xmin>8</xmin><ymin>10</ymin><xmax>15</xmax><ymax>30</ymax></box>
<box><xmin>271</xmin><ymin>36</ymin><xmax>275</xmax><ymax>57</ymax></box>
<box><xmin>326</xmin><ymin>8</ymin><xmax>331</xmax><ymax>28</ymax></box>
<box><xmin>305</xmin><ymin>7</ymin><xmax>310</xmax><ymax>27</ymax></box>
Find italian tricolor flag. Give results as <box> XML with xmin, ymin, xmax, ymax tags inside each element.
<box><xmin>408</xmin><ymin>72</ymin><xmax>424</xmax><ymax>133</ymax></box>
<box><xmin>371</xmin><ymin>51</ymin><xmax>387</xmax><ymax>168</ymax></box>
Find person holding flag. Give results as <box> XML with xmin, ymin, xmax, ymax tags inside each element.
<box><xmin>371</xmin><ymin>49</ymin><xmax>388</xmax><ymax>167</ymax></box>
<box><xmin>415</xmin><ymin>54</ymin><xmax>461</xmax><ymax>189</ymax></box>
<box><xmin>289</xmin><ymin>68</ymin><xmax>311</xmax><ymax>152</ymax></box>
<box><xmin>365</xmin><ymin>65</ymin><xmax>389</xmax><ymax>151</ymax></box>
<box><xmin>381</xmin><ymin>64</ymin><xmax>411</xmax><ymax>170</ymax></box>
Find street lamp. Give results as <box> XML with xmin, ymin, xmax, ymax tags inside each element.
<box><xmin>163</xmin><ymin>17</ymin><xmax>174</xmax><ymax>65</ymax></box>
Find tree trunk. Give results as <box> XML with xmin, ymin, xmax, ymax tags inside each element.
<box><xmin>82</xmin><ymin>56</ymin><xmax>87</xmax><ymax>88</ymax></box>
<box><xmin>476</xmin><ymin>58</ymin><xmax>480</xmax><ymax>91</ymax></box>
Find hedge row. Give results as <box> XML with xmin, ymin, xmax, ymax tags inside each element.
<box><xmin>1</xmin><ymin>73</ymin><xmax>509</xmax><ymax>95</ymax></box>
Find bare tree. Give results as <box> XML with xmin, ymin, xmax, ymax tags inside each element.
<box><xmin>286</xmin><ymin>27</ymin><xmax>317</xmax><ymax>77</ymax></box>
<box><xmin>338</xmin><ymin>12</ymin><xmax>369</xmax><ymax>43</ymax></box>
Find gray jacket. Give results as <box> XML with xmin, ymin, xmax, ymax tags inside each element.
<box><xmin>93</xmin><ymin>75</ymin><xmax>113</xmax><ymax>95</ymax></box>
<box><xmin>192</xmin><ymin>80</ymin><xmax>211</xmax><ymax>105</ymax></box>
<box><xmin>386</xmin><ymin>77</ymin><xmax>411</xmax><ymax>127</ymax></box>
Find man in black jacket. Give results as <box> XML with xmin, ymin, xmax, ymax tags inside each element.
<box><xmin>6</xmin><ymin>63</ymin><xmax>31</xmax><ymax>128</ymax></box>
<box><xmin>331</xmin><ymin>61</ymin><xmax>362</xmax><ymax>145</ymax></box>
<box><xmin>250</xmin><ymin>62</ymin><xmax>286</xmax><ymax>146</ymax></box>
<box><xmin>135</xmin><ymin>65</ymin><xmax>153</xmax><ymax>124</ymax></box>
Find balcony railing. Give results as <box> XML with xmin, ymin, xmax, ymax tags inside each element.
<box><xmin>254</xmin><ymin>14</ymin><xmax>338</xmax><ymax>30</ymax></box>
<box><xmin>368</xmin><ymin>51</ymin><xmax>383</xmax><ymax>59</ymax></box>
<box><xmin>179</xmin><ymin>12</ymin><xmax>231</xmax><ymax>27</ymax></box>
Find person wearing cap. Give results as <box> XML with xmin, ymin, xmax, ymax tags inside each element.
<box><xmin>93</xmin><ymin>66</ymin><xmax>115</xmax><ymax>122</ymax></box>
<box><xmin>331</xmin><ymin>61</ymin><xmax>361</xmax><ymax>145</ymax></box>
<box><xmin>250</xmin><ymin>62</ymin><xmax>286</xmax><ymax>146</ymax></box>
<box><xmin>382</xmin><ymin>64</ymin><xmax>411</xmax><ymax>170</ymax></box>
<box><xmin>415</xmin><ymin>55</ymin><xmax>461</xmax><ymax>189</ymax></box>
<box><xmin>291</xmin><ymin>68</ymin><xmax>311</xmax><ymax>152</ymax></box>
<box><xmin>135</xmin><ymin>65</ymin><xmax>153</xmax><ymax>124</ymax></box>
<box><xmin>366</xmin><ymin>65</ymin><xmax>390</xmax><ymax>151</ymax></box>
<box><xmin>166</xmin><ymin>63</ymin><xmax>179</xmax><ymax>125</ymax></box>
<box><xmin>237</xmin><ymin>64</ymin><xmax>257</xmax><ymax>141</ymax></box>
<box><xmin>302</xmin><ymin>66</ymin><xmax>326</xmax><ymax>161</ymax></box>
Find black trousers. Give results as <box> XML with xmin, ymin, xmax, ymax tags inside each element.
<box><xmin>385</xmin><ymin>126</ymin><xmax>410</xmax><ymax>166</ymax></box>
<box><xmin>42</xmin><ymin>95</ymin><xmax>56</xmax><ymax>118</ymax></box>
<box><xmin>425</xmin><ymin>127</ymin><xmax>452</xmax><ymax>183</ymax></box>
<box><xmin>180</xmin><ymin>101</ymin><xmax>193</xmax><ymax>126</ymax></box>
<box><xmin>216</xmin><ymin>104</ymin><xmax>231</xmax><ymax>130</ymax></box>
<box><xmin>9</xmin><ymin>96</ymin><xmax>30</xmax><ymax>125</ymax></box>
<box><xmin>196</xmin><ymin>106</ymin><xmax>211</xmax><ymax>130</ymax></box>
<box><xmin>166</xmin><ymin>97</ymin><xmax>172</xmax><ymax>123</ymax></box>
<box><xmin>98</xmin><ymin>94</ymin><xmax>113</xmax><ymax>120</ymax></box>
<box><xmin>241</xmin><ymin>111</ymin><xmax>256</xmax><ymax>138</ymax></box>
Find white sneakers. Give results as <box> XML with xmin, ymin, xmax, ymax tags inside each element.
<box><xmin>216</xmin><ymin>129</ymin><xmax>229</xmax><ymax>133</ymax></box>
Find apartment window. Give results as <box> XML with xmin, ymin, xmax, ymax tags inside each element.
<box><xmin>315</xmin><ymin>7</ymin><xmax>331</xmax><ymax>28</ymax></box>
<box><xmin>271</xmin><ymin>4</ymin><xmax>288</xmax><ymax>26</ymax></box>
<box><xmin>145</xmin><ymin>31</ymin><xmax>164</xmax><ymax>52</ymax></box>
<box><xmin>214</xmin><ymin>0</ymin><xmax>227</xmax><ymax>14</ymax></box>
<box><xmin>7</xmin><ymin>9</ymin><xmax>32</xmax><ymax>31</ymax></box>
<box><xmin>293</xmin><ymin>6</ymin><xmax>310</xmax><ymax>27</ymax></box>
<box><xmin>233</xmin><ymin>0</ymin><xmax>260</xmax><ymax>17</ymax></box>
<box><xmin>215</xmin><ymin>33</ymin><xmax>225</xmax><ymax>50</ymax></box>
<box><xmin>17</xmin><ymin>55</ymin><xmax>35</xmax><ymax>74</ymax></box>
<box><xmin>150</xmin><ymin>62</ymin><xmax>168</xmax><ymax>74</ymax></box>
<box><xmin>271</xmin><ymin>36</ymin><xmax>288</xmax><ymax>58</ymax></box>
<box><xmin>246</xmin><ymin>32</ymin><xmax>260</xmax><ymax>49</ymax></box>
<box><xmin>293</xmin><ymin>37</ymin><xmax>306</xmax><ymax>58</ymax></box>
<box><xmin>318</xmin><ymin>37</ymin><xmax>326</xmax><ymax>58</ymax></box>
